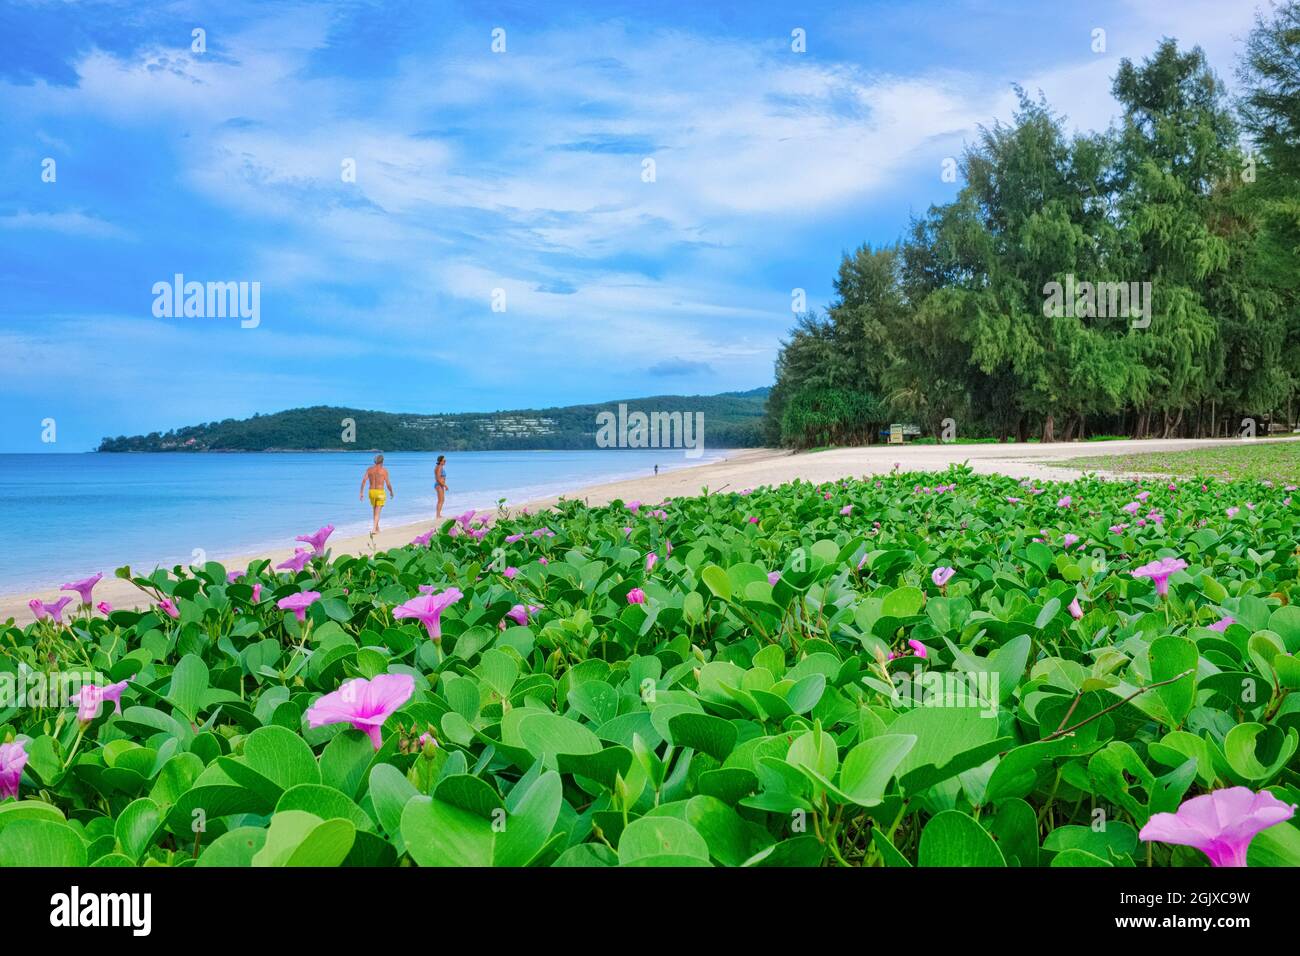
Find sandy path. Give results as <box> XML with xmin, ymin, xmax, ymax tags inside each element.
<box><xmin>5</xmin><ymin>436</ymin><xmax>1294</xmax><ymax>621</ymax></box>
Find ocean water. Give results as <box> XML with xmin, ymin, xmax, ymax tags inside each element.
<box><xmin>0</xmin><ymin>449</ymin><xmax>727</xmax><ymax>593</ymax></box>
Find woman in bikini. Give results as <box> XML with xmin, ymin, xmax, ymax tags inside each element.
<box><xmin>434</xmin><ymin>455</ymin><xmax>447</xmax><ymax>519</ymax></box>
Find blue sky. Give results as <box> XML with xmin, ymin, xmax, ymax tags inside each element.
<box><xmin>0</xmin><ymin>0</ymin><xmax>1263</xmax><ymax>451</ymax></box>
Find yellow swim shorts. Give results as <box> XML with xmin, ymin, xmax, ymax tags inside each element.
<box><xmin>368</xmin><ymin>489</ymin><xmax>386</xmax><ymax>507</ymax></box>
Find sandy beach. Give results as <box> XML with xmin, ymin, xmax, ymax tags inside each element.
<box><xmin>4</xmin><ymin>436</ymin><xmax>1294</xmax><ymax>622</ymax></box>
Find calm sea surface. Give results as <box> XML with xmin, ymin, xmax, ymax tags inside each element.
<box><xmin>0</xmin><ymin>449</ymin><xmax>727</xmax><ymax>593</ymax></box>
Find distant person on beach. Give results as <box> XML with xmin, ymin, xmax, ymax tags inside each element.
<box><xmin>360</xmin><ymin>454</ymin><xmax>394</xmax><ymax>537</ymax></box>
<box><xmin>654</xmin><ymin>464</ymin><xmax>659</xmax><ymax>476</ymax></box>
<box><xmin>434</xmin><ymin>455</ymin><xmax>447</xmax><ymax>518</ymax></box>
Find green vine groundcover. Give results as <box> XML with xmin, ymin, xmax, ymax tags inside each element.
<box><xmin>4</xmin><ymin>465</ymin><xmax>1300</xmax><ymax>868</ymax></box>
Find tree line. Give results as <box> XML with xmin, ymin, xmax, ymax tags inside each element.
<box><xmin>767</xmin><ymin>7</ymin><xmax>1300</xmax><ymax>448</ymax></box>
<box><xmin>98</xmin><ymin>390</ymin><xmax>770</xmax><ymax>452</ymax></box>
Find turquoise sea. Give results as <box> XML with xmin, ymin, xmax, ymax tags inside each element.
<box><xmin>0</xmin><ymin>449</ymin><xmax>727</xmax><ymax>593</ymax></box>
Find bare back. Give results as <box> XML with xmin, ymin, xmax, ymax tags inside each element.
<box><xmin>366</xmin><ymin>464</ymin><xmax>389</xmax><ymax>489</ymax></box>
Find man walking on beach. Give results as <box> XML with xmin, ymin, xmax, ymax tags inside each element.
<box><xmin>360</xmin><ymin>454</ymin><xmax>394</xmax><ymax>538</ymax></box>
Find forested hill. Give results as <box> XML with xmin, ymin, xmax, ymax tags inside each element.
<box><xmin>97</xmin><ymin>388</ymin><xmax>770</xmax><ymax>452</ymax></box>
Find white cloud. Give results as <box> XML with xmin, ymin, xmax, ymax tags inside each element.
<box><xmin>0</xmin><ymin>209</ymin><xmax>130</xmax><ymax>239</ymax></box>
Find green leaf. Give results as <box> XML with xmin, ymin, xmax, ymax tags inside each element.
<box><xmin>400</xmin><ymin>770</ymin><xmax>560</xmax><ymax>867</ymax></box>
<box><xmin>617</xmin><ymin>815</ymin><xmax>711</xmax><ymax>867</ymax></box>
<box><xmin>242</xmin><ymin>724</ymin><xmax>322</xmax><ymax>791</ymax></box>
<box><xmin>167</xmin><ymin>653</ymin><xmax>210</xmax><ymax>721</ymax></box>
<box><xmin>1149</xmin><ymin>635</ymin><xmax>1198</xmax><ymax>727</ymax></box>
<box><xmin>890</xmin><ymin>706</ymin><xmax>1008</xmax><ymax>793</ymax></box>
<box><xmin>0</xmin><ymin>819</ymin><xmax>87</xmax><ymax>867</ymax></box>
<box><xmin>114</xmin><ymin>797</ymin><xmax>162</xmax><ymax>862</ymax></box>
<box><xmin>368</xmin><ymin>763</ymin><xmax>419</xmax><ymax>837</ymax></box>
<box><xmin>1222</xmin><ymin>723</ymin><xmax>1298</xmax><ymax>785</ymax></box>
<box><xmin>275</xmin><ymin>784</ymin><xmax>374</xmax><ymax>831</ymax></box>
<box><xmin>831</xmin><ymin>734</ymin><xmax>917</xmax><ymax>807</ymax></box>
<box><xmin>701</xmin><ymin>565</ymin><xmax>732</xmax><ymax>601</ymax></box>
<box><xmin>252</xmin><ymin>810</ymin><xmax>355</xmax><ymax>867</ymax></box>
<box><xmin>668</xmin><ymin>712</ymin><xmax>738</xmax><ymax>761</ymax></box>
<box><xmin>917</xmin><ymin>810</ymin><xmax>1005</xmax><ymax>867</ymax></box>
<box><xmin>0</xmin><ymin>800</ymin><xmax>66</xmax><ymax>833</ymax></box>
<box><xmin>197</xmin><ymin>827</ymin><xmax>268</xmax><ymax>867</ymax></box>
<box><xmin>882</xmin><ymin>586</ymin><xmax>924</xmax><ymax>618</ymax></box>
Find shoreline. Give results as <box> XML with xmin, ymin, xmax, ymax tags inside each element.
<box><xmin>0</xmin><ymin>448</ymin><xmax>777</xmax><ymax>620</ymax></box>
<box><xmin>5</xmin><ymin>436</ymin><xmax>1296</xmax><ymax>622</ymax></box>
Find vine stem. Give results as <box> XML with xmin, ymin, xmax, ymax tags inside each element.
<box><xmin>1041</xmin><ymin>668</ymin><xmax>1195</xmax><ymax>742</ymax></box>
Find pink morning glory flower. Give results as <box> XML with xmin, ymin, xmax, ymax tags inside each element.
<box><xmin>746</xmin><ymin>516</ymin><xmax>759</xmax><ymax>524</ymax></box>
<box><xmin>1062</xmin><ymin>533</ymin><xmax>1080</xmax><ymax>549</ymax></box>
<box><xmin>1109</xmin><ymin>523</ymin><xmax>1128</xmax><ymax>534</ymax></box>
<box><xmin>295</xmin><ymin>525</ymin><xmax>335</xmax><ymax>554</ymax></box>
<box><xmin>96</xmin><ymin>602</ymin><xmax>113</xmax><ymax>616</ymax></box>
<box><xmin>626</xmin><ymin>588</ymin><xmax>647</xmax><ymax>605</ymax></box>
<box><xmin>907</xmin><ymin>639</ymin><xmax>928</xmax><ymax>659</ymax></box>
<box><xmin>840</xmin><ymin>505</ymin><xmax>853</xmax><ymax>516</ymax></box>
<box><xmin>1226</xmin><ymin>507</ymin><xmax>1239</xmax><ymax>518</ymax></box>
<box><xmin>71</xmin><ymin>680</ymin><xmax>130</xmax><ymax>722</ymax></box>
<box><xmin>503</xmin><ymin>566</ymin><xmax>519</xmax><ymax>579</ymax></box>
<box><xmin>645</xmin><ymin>552</ymin><xmax>658</xmax><ymax>572</ymax></box>
<box><xmin>1131</xmin><ymin>556</ymin><xmax>1188</xmax><ymax>597</ymax></box>
<box><xmin>503</xmin><ymin>603</ymin><xmax>541</xmax><ymax>628</ymax></box>
<box><xmin>392</xmin><ymin>588</ymin><xmax>463</xmax><ymax>642</ymax></box>
<box><xmin>306</xmin><ymin>674</ymin><xmax>415</xmax><ymax>750</ymax></box>
<box><xmin>1068</xmin><ymin>597</ymin><xmax>1083</xmax><ymax>620</ymax></box>
<box><xmin>665</xmin><ymin>539</ymin><xmax>673</xmax><ymax>557</ymax></box>
<box><xmin>622</xmin><ymin>526</ymin><xmax>633</xmax><ymax>538</ymax></box>
<box><xmin>1123</xmin><ymin>501</ymin><xmax>1140</xmax><ymax>515</ymax></box>
<box><xmin>158</xmin><ymin>598</ymin><xmax>180</xmax><ymax>619</ymax></box>
<box><xmin>931</xmin><ymin>567</ymin><xmax>955</xmax><ymax>588</ymax></box>
<box><xmin>29</xmin><ymin>597</ymin><xmax>73</xmax><ymax>623</ymax></box>
<box><xmin>1207</xmin><ymin>616</ymin><xmax>1235</xmax><ymax>632</ymax></box>
<box><xmin>1006</xmin><ymin>496</ymin><xmax>1021</xmax><ymax>504</ymax></box>
<box><xmin>277</xmin><ymin>591</ymin><xmax>321</xmax><ymax>622</ymax></box>
<box><xmin>277</xmin><ymin>548</ymin><xmax>313</xmax><ymax>574</ymax></box>
<box><xmin>412</xmin><ymin>530</ymin><xmax>434</xmax><ymax>547</ymax></box>
<box><xmin>1057</xmin><ymin>496</ymin><xmax>1072</xmax><ymax>508</ymax></box>
<box><xmin>1136</xmin><ymin>491</ymin><xmax>1150</xmax><ymax>502</ymax></box>
<box><xmin>61</xmin><ymin>573</ymin><xmax>103</xmax><ymax>605</ymax></box>
<box><xmin>251</xmin><ymin>583</ymin><xmax>262</xmax><ymax>603</ymax></box>
<box><xmin>227</xmin><ymin>569</ymin><xmax>245</xmax><ymax>583</ymax></box>
<box><xmin>505</xmin><ymin>533</ymin><xmax>523</xmax><ymax>543</ymax></box>
<box><xmin>531</xmin><ymin>527</ymin><xmax>554</xmax><ymax>538</ymax></box>
<box><xmin>626</xmin><ymin>501</ymin><xmax>641</xmax><ymax>513</ymax></box>
<box><xmin>768</xmin><ymin>571</ymin><xmax>781</xmax><ymax>585</ymax></box>
<box><xmin>538</xmin><ymin>556</ymin><xmax>549</xmax><ymax>565</ymax></box>
<box><xmin>0</xmin><ymin>741</ymin><xmax>29</xmax><ymax>800</ymax></box>
<box><xmin>1139</xmin><ymin>787</ymin><xmax>1295</xmax><ymax>867</ymax></box>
